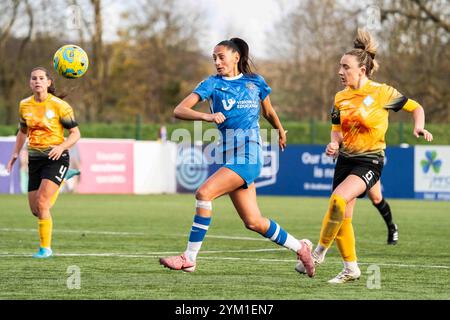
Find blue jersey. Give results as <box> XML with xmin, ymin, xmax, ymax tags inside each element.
<box><xmin>193</xmin><ymin>73</ymin><xmax>271</xmax><ymax>138</ymax></box>
<box><xmin>193</xmin><ymin>73</ymin><xmax>270</xmax><ymax>187</ymax></box>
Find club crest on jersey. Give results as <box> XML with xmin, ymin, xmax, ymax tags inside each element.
<box><xmin>46</xmin><ymin>110</ymin><xmax>55</xmax><ymax>119</ymax></box>
<box><xmin>222</xmin><ymin>98</ymin><xmax>236</xmax><ymax>111</ymax></box>
<box><xmin>363</xmin><ymin>95</ymin><xmax>374</xmax><ymax>107</ymax></box>
<box><xmin>246</xmin><ymin>82</ymin><xmax>257</xmax><ymax>91</ymax></box>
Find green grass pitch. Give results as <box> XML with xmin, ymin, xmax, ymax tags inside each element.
<box><xmin>0</xmin><ymin>194</ymin><xmax>449</xmax><ymax>300</ymax></box>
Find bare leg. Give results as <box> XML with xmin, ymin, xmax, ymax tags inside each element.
<box><xmin>160</xmin><ymin>167</ymin><xmax>247</xmax><ymax>270</ymax></box>
<box><xmin>230</xmin><ymin>184</ymin><xmax>315</xmax><ymax>277</ymax></box>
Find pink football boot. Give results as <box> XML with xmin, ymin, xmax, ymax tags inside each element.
<box><xmin>159</xmin><ymin>253</ymin><xmax>196</xmax><ymax>272</ymax></box>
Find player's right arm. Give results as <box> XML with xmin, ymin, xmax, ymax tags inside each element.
<box><xmin>7</xmin><ymin>127</ymin><xmax>27</xmax><ymax>173</ymax></box>
<box><xmin>326</xmin><ymin>102</ymin><xmax>342</xmax><ymax>158</ymax></box>
<box><xmin>173</xmin><ymin>93</ymin><xmax>225</xmax><ymax>124</ymax></box>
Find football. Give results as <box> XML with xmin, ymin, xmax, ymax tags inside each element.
<box><xmin>53</xmin><ymin>44</ymin><xmax>89</xmax><ymax>78</ymax></box>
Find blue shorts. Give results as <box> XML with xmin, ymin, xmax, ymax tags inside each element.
<box><xmin>223</xmin><ymin>141</ymin><xmax>262</xmax><ymax>189</ymax></box>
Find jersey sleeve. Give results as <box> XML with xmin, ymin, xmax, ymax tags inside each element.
<box><xmin>382</xmin><ymin>84</ymin><xmax>408</xmax><ymax>112</ymax></box>
<box><xmin>331</xmin><ymin>97</ymin><xmax>341</xmax><ymax>132</ymax></box>
<box><xmin>401</xmin><ymin>99</ymin><xmax>420</xmax><ymax>113</ymax></box>
<box><xmin>59</xmin><ymin>102</ymin><xmax>78</xmax><ymax>129</ymax></box>
<box><xmin>18</xmin><ymin>103</ymin><xmax>27</xmax><ymax>130</ymax></box>
<box><xmin>257</xmin><ymin>75</ymin><xmax>272</xmax><ymax>101</ymax></box>
<box><xmin>193</xmin><ymin>77</ymin><xmax>215</xmax><ymax>101</ymax></box>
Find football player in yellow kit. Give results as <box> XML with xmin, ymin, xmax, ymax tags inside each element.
<box><xmin>7</xmin><ymin>67</ymin><xmax>81</xmax><ymax>258</ymax></box>
<box><xmin>296</xmin><ymin>29</ymin><xmax>433</xmax><ymax>283</ymax></box>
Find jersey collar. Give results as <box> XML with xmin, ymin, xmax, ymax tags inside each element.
<box><xmin>347</xmin><ymin>79</ymin><xmax>371</xmax><ymax>93</ymax></box>
<box><xmin>31</xmin><ymin>93</ymin><xmax>53</xmax><ymax>104</ymax></box>
<box><xmin>222</xmin><ymin>73</ymin><xmax>243</xmax><ymax>81</ymax></box>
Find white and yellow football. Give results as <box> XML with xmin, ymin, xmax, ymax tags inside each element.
<box><xmin>53</xmin><ymin>44</ymin><xmax>89</xmax><ymax>79</ymax></box>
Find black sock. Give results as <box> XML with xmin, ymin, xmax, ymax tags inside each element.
<box><xmin>374</xmin><ymin>198</ymin><xmax>394</xmax><ymax>228</ymax></box>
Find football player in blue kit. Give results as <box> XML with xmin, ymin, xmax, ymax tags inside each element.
<box><xmin>159</xmin><ymin>38</ymin><xmax>315</xmax><ymax>277</ymax></box>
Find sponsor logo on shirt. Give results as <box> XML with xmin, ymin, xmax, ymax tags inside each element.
<box><xmin>363</xmin><ymin>95</ymin><xmax>374</xmax><ymax>107</ymax></box>
<box><xmin>222</xmin><ymin>98</ymin><xmax>236</xmax><ymax>111</ymax></box>
<box><xmin>246</xmin><ymin>82</ymin><xmax>257</xmax><ymax>91</ymax></box>
<box><xmin>46</xmin><ymin>110</ymin><xmax>55</xmax><ymax>119</ymax></box>
<box><xmin>221</xmin><ymin>98</ymin><xmax>259</xmax><ymax>111</ymax></box>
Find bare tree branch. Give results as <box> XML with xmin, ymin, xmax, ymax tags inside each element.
<box><xmin>381</xmin><ymin>0</ymin><xmax>450</xmax><ymax>33</ymax></box>
<box><xmin>17</xmin><ymin>0</ymin><xmax>33</xmax><ymax>61</ymax></box>
<box><xmin>381</xmin><ymin>9</ymin><xmax>430</xmax><ymax>22</ymax></box>
<box><xmin>0</xmin><ymin>0</ymin><xmax>21</xmax><ymax>47</ymax></box>
<box><xmin>411</xmin><ymin>0</ymin><xmax>450</xmax><ymax>33</ymax></box>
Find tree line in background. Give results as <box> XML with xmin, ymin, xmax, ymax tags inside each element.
<box><xmin>0</xmin><ymin>0</ymin><xmax>448</xmax><ymax>126</ymax></box>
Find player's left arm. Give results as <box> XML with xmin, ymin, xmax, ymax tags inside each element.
<box><xmin>383</xmin><ymin>84</ymin><xmax>433</xmax><ymax>142</ymax></box>
<box><xmin>402</xmin><ymin>99</ymin><xmax>433</xmax><ymax>142</ymax></box>
<box><xmin>49</xmin><ymin>104</ymin><xmax>81</xmax><ymax>161</ymax></box>
<box><xmin>261</xmin><ymin>95</ymin><xmax>286</xmax><ymax>151</ymax></box>
<box><xmin>48</xmin><ymin>126</ymin><xmax>81</xmax><ymax>161</ymax></box>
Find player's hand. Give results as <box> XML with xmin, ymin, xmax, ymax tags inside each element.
<box><xmin>204</xmin><ymin>112</ymin><xmax>226</xmax><ymax>124</ymax></box>
<box><xmin>326</xmin><ymin>141</ymin><xmax>339</xmax><ymax>158</ymax></box>
<box><xmin>48</xmin><ymin>145</ymin><xmax>65</xmax><ymax>160</ymax></box>
<box><xmin>414</xmin><ymin>128</ymin><xmax>433</xmax><ymax>142</ymax></box>
<box><xmin>279</xmin><ymin>130</ymin><xmax>287</xmax><ymax>152</ymax></box>
<box><xmin>6</xmin><ymin>153</ymin><xmax>18</xmax><ymax>173</ymax></box>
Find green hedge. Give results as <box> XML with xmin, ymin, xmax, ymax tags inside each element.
<box><xmin>1</xmin><ymin>121</ymin><xmax>449</xmax><ymax>145</ymax></box>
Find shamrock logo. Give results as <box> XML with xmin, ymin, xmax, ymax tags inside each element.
<box><xmin>420</xmin><ymin>151</ymin><xmax>442</xmax><ymax>174</ymax></box>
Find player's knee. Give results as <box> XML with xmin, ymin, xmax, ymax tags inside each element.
<box><xmin>370</xmin><ymin>195</ymin><xmax>383</xmax><ymax>205</ymax></box>
<box><xmin>328</xmin><ymin>193</ymin><xmax>347</xmax><ymax>222</ymax></box>
<box><xmin>195</xmin><ymin>186</ymin><xmax>213</xmax><ymax>201</ymax></box>
<box><xmin>29</xmin><ymin>203</ymin><xmax>39</xmax><ymax>217</ymax></box>
<box><xmin>36</xmin><ymin>196</ymin><xmax>50</xmax><ymax>215</ymax></box>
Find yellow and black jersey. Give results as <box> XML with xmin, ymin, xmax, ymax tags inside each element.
<box><xmin>331</xmin><ymin>80</ymin><xmax>419</xmax><ymax>159</ymax></box>
<box><xmin>19</xmin><ymin>94</ymin><xmax>78</xmax><ymax>157</ymax></box>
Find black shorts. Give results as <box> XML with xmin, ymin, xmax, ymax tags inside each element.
<box><xmin>332</xmin><ymin>154</ymin><xmax>384</xmax><ymax>198</ymax></box>
<box><xmin>28</xmin><ymin>151</ymin><xmax>70</xmax><ymax>192</ymax></box>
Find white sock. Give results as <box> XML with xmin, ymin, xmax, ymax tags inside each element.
<box><xmin>344</xmin><ymin>261</ymin><xmax>359</xmax><ymax>271</ymax></box>
<box><xmin>284</xmin><ymin>234</ymin><xmax>302</xmax><ymax>252</ymax></box>
<box><xmin>185</xmin><ymin>241</ymin><xmax>202</xmax><ymax>262</ymax></box>
<box><xmin>314</xmin><ymin>244</ymin><xmax>328</xmax><ymax>258</ymax></box>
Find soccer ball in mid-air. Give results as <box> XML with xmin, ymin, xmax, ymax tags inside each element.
<box><xmin>53</xmin><ymin>44</ymin><xmax>89</xmax><ymax>78</ymax></box>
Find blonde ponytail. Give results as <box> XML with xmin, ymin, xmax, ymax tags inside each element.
<box><xmin>346</xmin><ymin>28</ymin><xmax>379</xmax><ymax>76</ymax></box>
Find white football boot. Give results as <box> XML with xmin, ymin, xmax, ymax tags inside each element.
<box><xmin>328</xmin><ymin>267</ymin><xmax>361</xmax><ymax>284</ymax></box>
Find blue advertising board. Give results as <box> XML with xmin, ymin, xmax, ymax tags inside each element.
<box><xmin>256</xmin><ymin>145</ymin><xmax>335</xmax><ymax>196</ymax></box>
<box><xmin>175</xmin><ymin>144</ymin><xmax>417</xmax><ymax>199</ymax></box>
<box><xmin>257</xmin><ymin>145</ymin><xmax>415</xmax><ymax>199</ymax></box>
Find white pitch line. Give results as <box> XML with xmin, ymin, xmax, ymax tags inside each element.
<box><xmin>0</xmin><ymin>248</ymin><xmax>284</xmax><ymax>257</ymax></box>
<box><xmin>0</xmin><ymin>228</ymin><xmax>147</xmax><ymax>236</ymax></box>
<box><xmin>0</xmin><ymin>252</ymin><xmax>449</xmax><ymax>270</ymax></box>
<box><xmin>0</xmin><ymin>228</ymin><xmax>266</xmax><ymax>241</ymax></box>
<box><xmin>0</xmin><ymin>228</ymin><xmax>443</xmax><ymax>247</ymax></box>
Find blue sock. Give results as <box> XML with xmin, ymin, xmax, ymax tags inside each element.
<box><xmin>264</xmin><ymin>219</ymin><xmax>302</xmax><ymax>252</ymax></box>
<box><xmin>185</xmin><ymin>215</ymin><xmax>211</xmax><ymax>261</ymax></box>
<box><xmin>264</xmin><ymin>219</ymin><xmax>288</xmax><ymax>245</ymax></box>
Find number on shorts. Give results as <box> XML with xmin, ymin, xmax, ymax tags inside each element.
<box><xmin>56</xmin><ymin>165</ymin><xmax>68</xmax><ymax>182</ymax></box>
<box><xmin>363</xmin><ymin>170</ymin><xmax>374</xmax><ymax>184</ymax></box>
